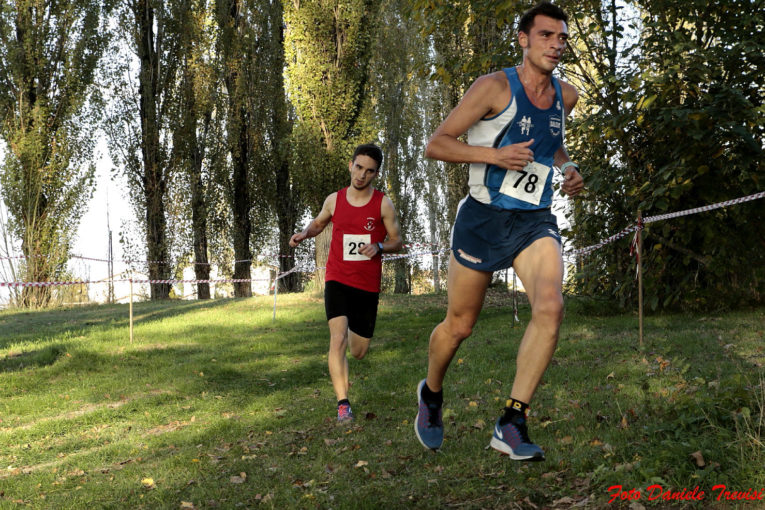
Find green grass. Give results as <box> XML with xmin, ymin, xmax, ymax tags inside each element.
<box><xmin>0</xmin><ymin>291</ymin><xmax>763</xmax><ymax>509</ymax></box>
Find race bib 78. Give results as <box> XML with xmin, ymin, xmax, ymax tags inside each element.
<box><xmin>498</xmin><ymin>161</ymin><xmax>550</xmax><ymax>206</ymax></box>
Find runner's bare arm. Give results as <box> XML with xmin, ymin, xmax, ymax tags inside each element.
<box><xmin>289</xmin><ymin>193</ymin><xmax>337</xmax><ymax>247</ymax></box>
<box><xmin>554</xmin><ymin>81</ymin><xmax>583</xmax><ymax>196</ymax></box>
<box><xmin>425</xmin><ymin>73</ymin><xmax>535</xmax><ymax>172</ymax></box>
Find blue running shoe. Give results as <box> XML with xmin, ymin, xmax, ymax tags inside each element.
<box><xmin>415</xmin><ymin>379</ymin><xmax>443</xmax><ymax>450</ymax></box>
<box><xmin>337</xmin><ymin>403</ymin><xmax>354</xmax><ymax>423</ymax></box>
<box><xmin>489</xmin><ymin>414</ymin><xmax>545</xmax><ymax>461</ymax></box>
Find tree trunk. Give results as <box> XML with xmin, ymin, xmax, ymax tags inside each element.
<box><xmin>145</xmin><ymin>172</ymin><xmax>170</xmax><ymax>299</ymax></box>
<box><xmin>137</xmin><ymin>0</ymin><xmax>170</xmax><ymax>300</ymax></box>
<box><xmin>191</xmin><ymin>160</ymin><xmax>210</xmax><ymax>299</ymax></box>
<box><xmin>276</xmin><ymin>181</ymin><xmax>299</xmax><ymax>292</ymax></box>
<box><xmin>314</xmin><ymin>224</ymin><xmax>332</xmax><ymax>292</ymax></box>
<box><xmin>231</xmin><ymin>104</ymin><xmax>252</xmax><ymax>298</ymax></box>
<box><xmin>394</xmin><ymin>259</ymin><xmax>409</xmax><ymax>294</ymax></box>
<box><xmin>429</xmin><ymin>206</ymin><xmax>440</xmax><ymax>292</ymax></box>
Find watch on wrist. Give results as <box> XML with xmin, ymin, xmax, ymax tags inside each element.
<box><xmin>560</xmin><ymin>161</ymin><xmax>579</xmax><ymax>175</ymax></box>
<box><xmin>377</xmin><ymin>242</ymin><xmax>384</xmax><ymax>254</ymax></box>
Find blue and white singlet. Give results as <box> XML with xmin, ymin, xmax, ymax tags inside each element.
<box><xmin>466</xmin><ymin>67</ymin><xmax>565</xmax><ymax>211</ymax></box>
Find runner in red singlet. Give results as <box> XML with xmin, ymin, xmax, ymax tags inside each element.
<box><xmin>290</xmin><ymin>144</ymin><xmax>403</xmax><ymax>422</ymax></box>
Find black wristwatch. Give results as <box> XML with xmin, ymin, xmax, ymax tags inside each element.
<box><xmin>377</xmin><ymin>242</ymin><xmax>384</xmax><ymax>254</ymax></box>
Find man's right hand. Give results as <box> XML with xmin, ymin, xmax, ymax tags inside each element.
<box><xmin>289</xmin><ymin>232</ymin><xmax>306</xmax><ymax>248</ymax></box>
<box><xmin>494</xmin><ymin>139</ymin><xmax>535</xmax><ymax>171</ymax></box>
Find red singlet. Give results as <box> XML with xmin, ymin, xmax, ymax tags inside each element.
<box><xmin>325</xmin><ymin>187</ymin><xmax>386</xmax><ymax>293</ymax></box>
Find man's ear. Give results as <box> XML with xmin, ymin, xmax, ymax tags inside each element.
<box><xmin>518</xmin><ymin>31</ymin><xmax>528</xmax><ymax>49</ymax></box>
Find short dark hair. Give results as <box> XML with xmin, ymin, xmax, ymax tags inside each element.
<box><xmin>352</xmin><ymin>143</ymin><xmax>383</xmax><ymax>170</ymax></box>
<box><xmin>518</xmin><ymin>2</ymin><xmax>568</xmax><ymax>34</ymax></box>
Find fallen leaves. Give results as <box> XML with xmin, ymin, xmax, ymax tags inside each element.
<box><xmin>141</xmin><ymin>478</ymin><xmax>156</xmax><ymax>489</ymax></box>
<box><xmin>689</xmin><ymin>450</ymin><xmax>706</xmax><ymax>469</ymax></box>
<box><xmin>230</xmin><ymin>472</ymin><xmax>247</xmax><ymax>484</ymax></box>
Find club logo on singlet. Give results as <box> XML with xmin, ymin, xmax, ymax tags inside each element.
<box><xmin>549</xmin><ymin>115</ymin><xmax>561</xmax><ymax>137</ymax></box>
<box><xmin>518</xmin><ymin>116</ymin><xmax>533</xmax><ymax>136</ymax></box>
<box><xmin>364</xmin><ymin>217</ymin><xmax>376</xmax><ymax>232</ymax></box>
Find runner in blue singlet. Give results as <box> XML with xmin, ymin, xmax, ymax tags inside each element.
<box><xmin>414</xmin><ymin>2</ymin><xmax>585</xmax><ymax>461</ymax></box>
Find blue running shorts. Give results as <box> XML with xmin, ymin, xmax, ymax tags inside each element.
<box><xmin>451</xmin><ymin>195</ymin><xmax>561</xmax><ymax>272</ymax></box>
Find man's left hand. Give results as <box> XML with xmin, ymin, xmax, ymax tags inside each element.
<box><xmin>561</xmin><ymin>168</ymin><xmax>584</xmax><ymax>196</ymax></box>
<box><xmin>358</xmin><ymin>242</ymin><xmax>381</xmax><ymax>258</ymax></box>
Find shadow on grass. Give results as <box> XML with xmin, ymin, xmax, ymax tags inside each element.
<box><xmin>0</xmin><ymin>298</ymin><xmax>236</xmax><ymax>348</ymax></box>
<box><xmin>0</xmin><ymin>343</ymin><xmax>67</xmax><ymax>372</ymax></box>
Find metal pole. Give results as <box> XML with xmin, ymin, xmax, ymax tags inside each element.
<box><xmin>272</xmin><ymin>271</ymin><xmax>278</xmax><ymax>322</ymax></box>
<box><xmin>129</xmin><ymin>278</ymin><xmax>134</xmax><ymax>344</ymax></box>
<box><xmin>108</xmin><ymin>230</ymin><xmax>114</xmax><ymax>304</ymax></box>
<box><xmin>638</xmin><ymin>211</ymin><xmax>644</xmax><ymax>347</ymax></box>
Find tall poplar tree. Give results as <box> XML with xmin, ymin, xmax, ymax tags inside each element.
<box><xmin>0</xmin><ymin>0</ymin><xmax>111</xmax><ymax>307</ymax></box>
<box><xmin>369</xmin><ymin>0</ymin><xmax>427</xmax><ymax>293</ymax></box>
<box><xmin>215</xmin><ymin>0</ymin><xmax>259</xmax><ymax>298</ymax></box>
<box><xmin>409</xmin><ymin>1</ymin><xmax>518</xmax><ymax>226</ymax></box>
<box><xmin>106</xmin><ymin>0</ymin><xmax>187</xmax><ymax>300</ymax></box>
<box><xmin>170</xmin><ymin>0</ymin><xmax>216</xmax><ymax>299</ymax></box>
<box><xmin>257</xmin><ymin>0</ymin><xmax>299</xmax><ymax>292</ymax></box>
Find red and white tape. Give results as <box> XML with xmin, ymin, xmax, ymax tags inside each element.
<box><xmin>0</xmin><ymin>280</ymin><xmax>95</xmax><ymax>288</ymax></box>
<box><xmin>567</xmin><ymin>191</ymin><xmax>765</xmax><ymax>258</ymax></box>
<box><xmin>568</xmin><ymin>225</ymin><xmax>639</xmax><ymax>258</ymax></box>
<box><xmin>4</xmin><ymin>192</ymin><xmax>763</xmax><ymax>287</ymax></box>
<box><xmin>382</xmin><ymin>249</ymin><xmax>448</xmax><ymax>262</ymax></box>
<box><xmin>127</xmin><ymin>277</ymin><xmax>271</xmax><ymax>284</ymax></box>
<box><xmin>643</xmin><ymin>191</ymin><xmax>765</xmax><ymax>224</ymax></box>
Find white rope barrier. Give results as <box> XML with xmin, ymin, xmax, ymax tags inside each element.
<box><xmin>642</xmin><ymin>191</ymin><xmax>765</xmax><ymax>224</ymax></box>
<box><xmin>3</xmin><ymin>191</ymin><xmax>763</xmax><ymax>289</ymax></box>
<box><xmin>565</xmin><ymin>191</ymin><xmax>765</xmax><ymax>258</ymax></box>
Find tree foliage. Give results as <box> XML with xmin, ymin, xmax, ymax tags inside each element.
<box><xmin>407</xmin><ymin>0</ymin><xmax>520</xmax><ymax>225</ymax></box>
<box><xmin>368</xmin><ymin>0</ymin><xmax>428</xmax><ymax>293</ymax></box>
<box><xmin>0</xmin><ymin>0</ymin><xmax>111</xmax><ymax>307</ymax></box>
<box><xmin>566</xmin><ymin>0</ymin><xmax>765</xmax><ymax>310</ymax></box>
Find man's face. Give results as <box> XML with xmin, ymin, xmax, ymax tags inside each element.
<box><xmin>348</xmin><ymin>154</ymin><xmax>379</xmax><ymax>191</ymax></box>
<box><xmin>519</xmin><ymin>15</ymin><xmax>569</xmax><ymax>73</ymax></box>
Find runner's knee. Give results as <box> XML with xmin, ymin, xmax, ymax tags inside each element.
<box><xmin>349</xmin><ymin>340</ymin><xmax>369</xmax><ymax>359</ymax></box>
<box><xmin>329</xmin><ymin>331</ymin><xmax>348</xmax><ymax>352</ymax></box>
<box><xmin>532</xmin><ymin>292</ymin><xmax>564</xmax><ymax>325</ymax></box>
<box><xmin>444</xmin><ymin>315</ymin><xmax>475</xmax><ymax>342</ymax></box>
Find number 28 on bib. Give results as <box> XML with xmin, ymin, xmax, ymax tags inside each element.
<box><xmin>343</xmin><ymin>234</ymin><xmax>371</xmax><ymax>261</ymax></box>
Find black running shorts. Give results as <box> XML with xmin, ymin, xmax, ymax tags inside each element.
<box><xmin>324</xmin><ymin>280</ymin><xmax>380</xmax><ymax>339</ymax></box>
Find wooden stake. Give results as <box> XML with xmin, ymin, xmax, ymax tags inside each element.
<box><xmin>129</xmin><ymin>278</ymin><xmax>134</xmax><ymax>344</ymax></box>
<box><xmin>637</xmin><ymin>211</ymin><xmax>644</xmax><ymax>347</ymax></box>
<box><xmin>272</xmin><ymin>271</ymin><xmax>278</xmax><ymax>322</ymax></box>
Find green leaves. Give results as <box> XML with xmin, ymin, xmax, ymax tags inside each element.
<box><xmin>567</xmin><ymin>0</ymin><xmax>765</xmax><ymax>311</ymax></box>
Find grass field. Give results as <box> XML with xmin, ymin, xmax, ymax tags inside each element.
<box><xmin>0</xmin><ymin>291</ymin><xmax>763</xmax><ymax>509</ymax></box>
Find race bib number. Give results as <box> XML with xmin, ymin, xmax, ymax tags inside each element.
<box><xmin>498</xmin><ymin>161</ymin><xmax>550</xmax><ymax>206</ymax></box>
<box><xmin>343</xmin><ymin>234</ymin><xmax>371</xmax><ymax>261</ymax></box>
